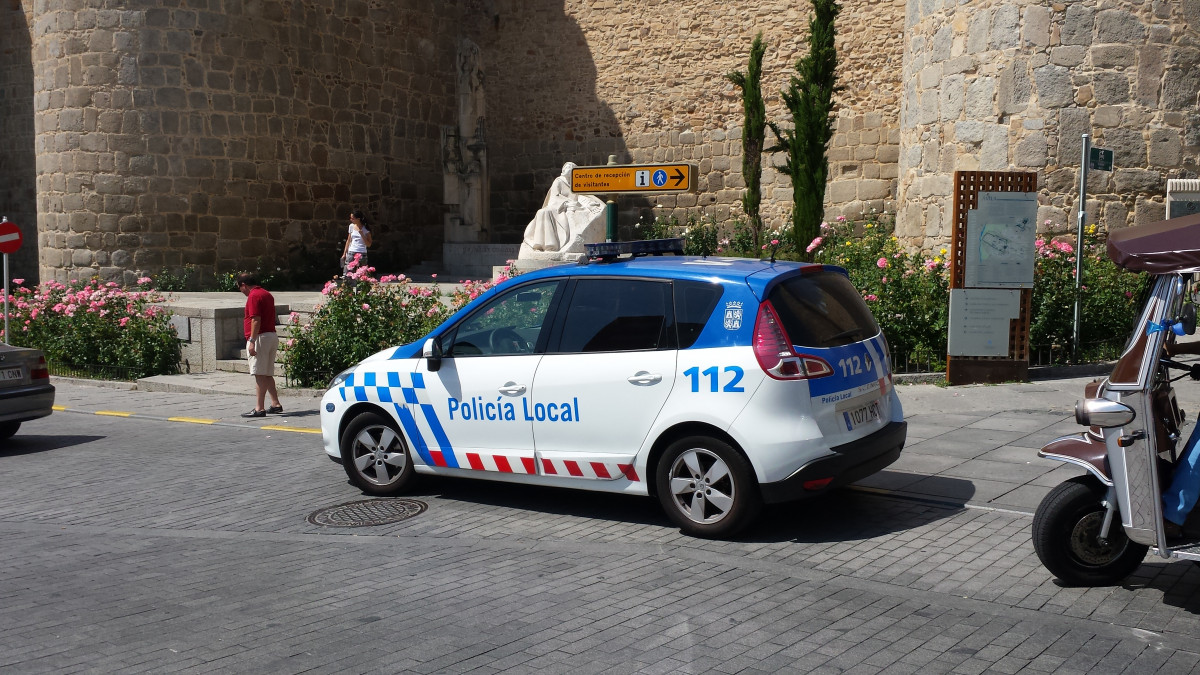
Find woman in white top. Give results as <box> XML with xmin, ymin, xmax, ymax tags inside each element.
<box><xmin>341</xmin><ymin>210</ymin><xmax>372</xmax><ymax>277</ymax></box>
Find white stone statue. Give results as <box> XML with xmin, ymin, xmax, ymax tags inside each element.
<box><xmin>518</xmin><ymin>162</ymin><xmax>606</xmax><ymax>262</ymax></box>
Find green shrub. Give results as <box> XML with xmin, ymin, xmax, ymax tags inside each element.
<box><xmin>4</xmin><ymin>278</ymin><xmax>180</xmax><ymax>378</ymax></box>
<box><xmin>283</xmin><ymin>263</ymin><xmax>520</xmax><ymax>388</ymax></box>
<box><xmin>1029</xmin><ymin>224</ymin><xmax>1148</xmax><ymax>360</ymax></box>
<box><xmin>808</xmin><ymin>214</ymin><xmax>951</xmax><ymax>369</ymax></box>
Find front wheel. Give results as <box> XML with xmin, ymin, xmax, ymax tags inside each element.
<box><xmin>340</xmin><ymin>411</ymin><xmax>415</xmax><ymax>496</ymax></box>
<box><xmin>655</xmin><ymin>436</ymin><xmax>760</xmax><ymax>538</ymax></box>
<box><xmin>1032</xmin><ymin>476</ymin><xmax>1148</xmax><ymax>586</ymax></box>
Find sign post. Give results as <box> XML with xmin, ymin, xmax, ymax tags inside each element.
<box><xmin>0</xmin><ymin>217</ymin><xmax>22</xmax><ymax>345</ymax></box>
<box><xmin>1075</xmin><ymin>137</ymin><xmax>1113</xmax><ymax>359</ymax></box>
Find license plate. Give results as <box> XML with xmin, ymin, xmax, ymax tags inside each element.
<box><xmin>843</xmin><ymin>399</ymin><xmax>881</xmax><ymax>431</ymax></box>
<box><xmin>0</xmin><ymin>366</ymin><xmax>22</xmax><ymax>382</ymax></box>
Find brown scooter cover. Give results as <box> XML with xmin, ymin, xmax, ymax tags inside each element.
<box><xmin>1107</xmin><ymin>212</ymin><xmax>1200</xmax><ymax>273</ymax></box>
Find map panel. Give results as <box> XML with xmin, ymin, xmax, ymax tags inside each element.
<box><xmin>964</xmin><ymin>191</ymin><xmax>1037</xmax><ymax>289</ymax></box>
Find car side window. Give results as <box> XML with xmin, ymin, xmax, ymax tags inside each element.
<box><xmin>556</xmin><ymin>279</ymin><xmax>674</xmax><ymax>353</ymax></box>
<box><xmin>673</xmin><ymin>280</ymin><xmax>724</xmax><ymax>349</ymax></box>
<box><xmin>446</xmin><ymin>281</ymin><xmax>561</xmax><ymax>357</ymax></box>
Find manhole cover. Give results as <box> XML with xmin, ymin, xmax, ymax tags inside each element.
<box><xmin>307</xmin><ymin>498</ymin><xmax>427</xmax><ymax>527</ymax></box>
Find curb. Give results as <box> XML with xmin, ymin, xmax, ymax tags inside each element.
<box><xmin>892</xmin><ymin>361</ymin><xmax>1114</xmax><ymax>387</ymax></box>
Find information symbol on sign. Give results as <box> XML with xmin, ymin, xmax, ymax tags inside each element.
<box><xmin>652</xmin><ymin>170</ymin><xmax>667</xmax><ymax>187</ymax></box>
<box><xmin>634</xmin><ymin>170</ymin><xmax>650</xmax><ymax>187</ymax></box>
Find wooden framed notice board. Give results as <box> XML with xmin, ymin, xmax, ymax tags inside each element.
<box><xmin>947</xmin><ymin>171</ymin><xmax>1038</xmax><ymax>385</ymax></box>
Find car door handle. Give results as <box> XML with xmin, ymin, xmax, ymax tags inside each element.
<box><xmin>627</xmin><ymin>371</ymin><xmax>662</xmax><ymax>386</ymax></box>
<box><xmin>498</xmin><ymin>382</ymin><xmax>526</xmax><ymax>396</ymax></box>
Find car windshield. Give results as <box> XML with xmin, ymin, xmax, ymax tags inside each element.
<box><xmin>767</xmin><ymin>271</ymin><xmax>880</xmax><ymax>348</ymax></box>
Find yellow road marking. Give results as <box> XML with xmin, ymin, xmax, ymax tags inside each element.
<box><xmin>260</xmin><ymin>425</ymin><xmax>321</xmax><ymax>435</ymax></box>
<box><xmin>94</xmin><ymin>410</ymin><xmax>133</xmax><ymax>417</ymax></box>
<box><xmin>52</xmin><ymin>405</ymin><xmax>67</xmax><ymax>411</ymax></box>
<box><xmin>169</xmin><ymin>417</ymin><xmax>216</xmax><ymax>425</ymax></box>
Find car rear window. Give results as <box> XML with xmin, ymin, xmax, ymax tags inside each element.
<box><xmin>767</xmin><ymin>271</ymin><xmax>880</xmax><ymax>348</ymax></box>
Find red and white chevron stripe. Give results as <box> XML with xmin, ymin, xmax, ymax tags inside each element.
<box><xmin>540</xmin><ymin>458</ymin><xmax>640</xmax><ymax>482</ymax></box>
<box><xmin>463</xmin><ymin>452</ymin><xmax>538</xmax><ymax>475</ymax></box>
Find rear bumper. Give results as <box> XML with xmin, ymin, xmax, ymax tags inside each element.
<box><xmin>759</xmin><ymin>420</ymin><xmax>907</xmax><ymax>504</ymax></box>
<box><xmin>0</xmin><ymin>382</ymin><xmax>55</xmax><ymax>424</ymax></box>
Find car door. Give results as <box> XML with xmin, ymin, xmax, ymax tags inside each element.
<box><xmin>411</xmin><ymin>279</ymin><xmax>563</xmax><ymax>475</ymax></box>
<box><xmin>532</xmin><ymin>277</ymin><xmax>677</xmax><ymax>481</ymax></box>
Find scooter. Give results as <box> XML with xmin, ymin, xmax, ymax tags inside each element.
<box><xmin>1033</xmin><ymin>214</ymin><xmax>1200</xmax><ymax>586</ymax></box>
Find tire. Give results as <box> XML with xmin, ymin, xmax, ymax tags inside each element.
<box><xmin>0</xmin><ymin>422</ymin><xmax>20</xmax><ymax>440</ymax></box>
<box><xmin>339</xmin><ymin>411</ymin><xmax>415</xmax><ymax>496</ymax></box>
<box><xmin>1032</xmin><ymin>476</ymin><xmax>1148</xmax><ymax>586</ymax></box>
<box><xmin>655</xmin><ymin>435</ymin><xmax>761</xmax><ymax>538</ymax></box>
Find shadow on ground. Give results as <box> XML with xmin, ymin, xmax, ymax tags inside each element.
<box><xmin>337</xmin><ymin>472</ymin><xmax>970</xmax><ymax>544</ymax></box>
<box><xmin>0</xmin><ymin>434</ymin><xmax>107</xmax><ymax>457</ymax></box>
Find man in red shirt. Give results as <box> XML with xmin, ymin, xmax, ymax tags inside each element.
<box><xmin>237</xmin><ymin>273</ymin><xmax>283</xmax><ymax>418</ymax></box>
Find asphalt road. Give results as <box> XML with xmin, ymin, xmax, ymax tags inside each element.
<box><xmin>2</xmin><ymin>403</ymin><xmax>1200</xmax><ymax>673</ymax></box>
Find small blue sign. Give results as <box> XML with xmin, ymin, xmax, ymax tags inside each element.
<box><xmin>652</xmin><ymin>170</ymin><xmax>667</xmax><ymax>187</ymax></box>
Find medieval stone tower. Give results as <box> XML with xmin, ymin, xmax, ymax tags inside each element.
<box><xmin>0</xmin><ymin>0</ymin><xmax>1195</xmax><ymax>285</ymax></box>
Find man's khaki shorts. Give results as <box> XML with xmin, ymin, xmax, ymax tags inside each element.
<box><xmin>248</xmin><ymin>332</ymin><xmax>279</xmax><ymax>376</ymax></box>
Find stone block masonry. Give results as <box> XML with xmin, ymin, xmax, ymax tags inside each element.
<box><xmin>900</xmin><ymin>1</ymin><xmax>1200</xmax><ymax>250</ymax></box>
<box><xmin>3</xmin><ymin>0</ymin><xmax>1196</xmax><ymax>285</ymax></box>
<box><xmin>21</xmin><ymin>0</ymin><xmax>461</xmax><ymax>285</ymax></box>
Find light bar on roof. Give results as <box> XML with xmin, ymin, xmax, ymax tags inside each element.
<box><xmin>585</xmin><ymin>238</ymin><xmax>685</xmax><ymax>260</ymax></box>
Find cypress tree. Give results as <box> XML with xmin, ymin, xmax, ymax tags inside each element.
<box><xmin>726</xmin><ymin>32</ymin><xmax>767</xmax><ymax>248</ymax></box>
<box><xmin>769</xmin><ymin>0</ymin><xmax>841</xmax><ymax>260</ymax></box>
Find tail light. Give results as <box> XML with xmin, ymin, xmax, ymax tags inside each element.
<box><xmin>752</xmin><ymin>301</ymin><xmax>832</xmax><ymax>380</ymax></box>
<box><xmin>31</xmin><ymin>355</ymin><xmax>49</xmax><ymax>381</ymax></box>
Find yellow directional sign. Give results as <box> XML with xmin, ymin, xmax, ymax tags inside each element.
<box><xmin>570</xmin><ymin>163</ymin><xmax>696</xmax><ymax>194</ymax></box>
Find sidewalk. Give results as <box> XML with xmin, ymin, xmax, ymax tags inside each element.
<box><xmin>47</xmin><ymin>367</ymin><xmax>1200</xmax><ymax>514</ymax></box>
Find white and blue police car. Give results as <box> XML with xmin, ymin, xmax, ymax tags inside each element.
<box><xmin>320</xmin><ymin>239</ymin><xmax>906</xmax><ymax>537</ymax></box>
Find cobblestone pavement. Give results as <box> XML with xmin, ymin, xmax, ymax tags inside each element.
<box><xmin>2</xmin><ymin>382</ymin><xmax>1200</xmax><ymax>673</ymax></box>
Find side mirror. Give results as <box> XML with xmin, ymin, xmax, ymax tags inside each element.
<box><xmin>1181</xmin><ymin>303</ymin><xmax>1196</xmax><ymax>336</ymax></box>
<box><xmin>422</xmin><ymin>337</ymin><xmax>443</xmax><ymax>372</ymax></box>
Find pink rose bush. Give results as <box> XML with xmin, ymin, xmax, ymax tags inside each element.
<box><xmin>3</xmin><ymin>279</ymin><xmax>180</xmax><ymax>378</ymax></box>
<box><xmin>284</xmin><ymin>262</ymin><xmax>522</xmax><ymax>388</ymax></box>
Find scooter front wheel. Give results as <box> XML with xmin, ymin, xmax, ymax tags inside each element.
<box><xmin>1032</xmin><ymin>476</ymin><xmax>1149</xmax><ymax>586</ymax></box>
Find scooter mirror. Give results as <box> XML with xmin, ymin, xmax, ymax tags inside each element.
<box><xmin>1181</xmin><ymin>303</ymin><xmax>1196</xmax><ymax>336</ymax></box>
<box><xmin>1075</xmin><ymin>397</ymin><xmax>1136</xmax><ymax>428</ymax></box>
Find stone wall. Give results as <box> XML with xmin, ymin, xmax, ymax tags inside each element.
<box><xmin>899</xmin><ymin>0</ymin><xmax>1200</xmax><ymax>249</ymax></box>
<box><xmin>26</xmin><ymin>0</ymin><xmax>460</xmax><ymax>285</ymax></box>
<box><xmin>0</xmin><ymin>4</ymin><xmax>37</xmax><ymax>280</ymax></box>
<box><xmin>10</xmin><ymin>0</ymin><xmax>1196</xmax><ymax>283</ymax></box>
<box><xmin>465</xmin><ymin>0</ymin><xmax>906</xmax><ymax>240</ymax></box>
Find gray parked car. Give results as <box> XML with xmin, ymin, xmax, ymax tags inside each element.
<box><xmin>0</xmin><ymin>343</ymin><xmax>55</xmax><ymax>439</ymax></box>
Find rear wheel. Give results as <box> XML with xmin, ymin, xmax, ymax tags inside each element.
<box><xmin>655</xmin><ymin>436</ymin><xmax>760</xmax><ymax>538</ymax></box>
<box><xmin>1032</xmin><ymin>476</ymin><xmax>1147</xmax><ymax>586</ymax></box>
<box><xmin>340</xmin><ymin>411</ymin><xmax>414</xmax><ymax>496</ymax></box>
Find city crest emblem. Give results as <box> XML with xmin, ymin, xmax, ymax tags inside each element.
<box><xmin>723</xmin><ymin>301</ymin><xmax>743</xmax><ymax>331</ymax></box>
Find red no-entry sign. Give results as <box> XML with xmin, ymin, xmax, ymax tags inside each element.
<box><xmin>0</xmin><ymin>220</ymin><xmax>22</xmax><ymax>255</ymax></box>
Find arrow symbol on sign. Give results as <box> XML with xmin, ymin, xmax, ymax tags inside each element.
<box><xmin>670</xmin><ymin>169</ymin><xmax>685</xmax><ymax>186</ymax></box>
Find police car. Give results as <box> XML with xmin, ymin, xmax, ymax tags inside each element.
<box><xmin>320</xmin><ymin>239</ymin><xmax>906</xmax><ymax>537</ymax></box>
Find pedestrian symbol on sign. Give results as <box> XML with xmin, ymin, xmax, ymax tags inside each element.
<box><xmin>652</xmin><ymin>170</ymin><xmax>667</xmax><ymax>187</ymax></box>
<box><xmin>635</xmin><ymin>170</ymin><xmax>650</xmax><ymax>187</ymax></box>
